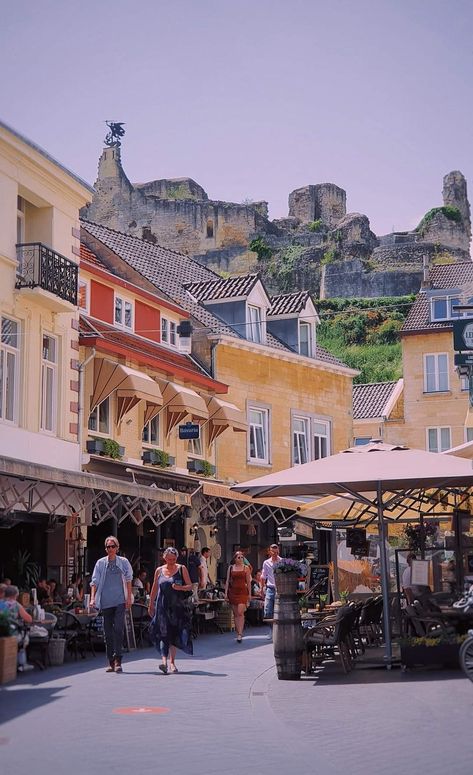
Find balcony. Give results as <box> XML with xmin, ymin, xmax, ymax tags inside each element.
<box><xmin>16</xmin><ymin>243</ymin><xmax>78</xmax><ymax>311</ymax></box>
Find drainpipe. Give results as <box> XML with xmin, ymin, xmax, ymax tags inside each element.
<box><xmin>77</xmin><ymin>348</ymin><xmax>96</xmax><ymax>465</ymax></box>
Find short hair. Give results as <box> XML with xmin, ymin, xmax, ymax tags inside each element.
<box><xmin>202</xmin><ymin>547</ymin><xmax>210</xmax><ymax>554</ymax></box>
<box><xmin>163</xmin><ymin>547</ymin><xmax>179</xmax><ymax>558</ymax></box>
<box><xmin>5</xmin><ymin>585</ymin><xmax>19</xmax><ymax>599</ymax></box>
<box><xmin>104</xmin><ymin>535</ymin><xmax>119</xmax><ymax>549</ymax></box>
<box><xmin>0</xmin><ymin>583</ymin><xmax>6</xmax><ymax>596</ymax></box>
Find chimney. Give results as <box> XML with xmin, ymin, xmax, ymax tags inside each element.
<box><xmin>421</xmin><ymin>254</ymin><xmax>431</xmax><ymax>289</ymax></box>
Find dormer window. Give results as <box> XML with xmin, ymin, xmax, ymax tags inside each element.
<box><xmin>247</xmin><ymin>305</ymin><xmax>264</xmax><ymax>344</ymax></box>
<box><xmin>430</xmin><ymin>295</ymin><xmax>461</xmax><ymax>322</ymax></box>
<box><xmin>115</xmin><ymin>295</ymin><xmax>133</xmax><ymax>330</ymax></box>
<box><xmin>299</xmin><ymin>321</ymin><xmax>314</xmax><ymax>357</ymax></box>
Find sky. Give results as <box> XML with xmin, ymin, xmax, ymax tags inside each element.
<box><xmin>1</xmin><ymin>0</ymin><xmax>472</xmax><ymax>235</ymax></box>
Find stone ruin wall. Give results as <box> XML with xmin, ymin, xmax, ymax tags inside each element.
<box><xmin>82</xmin><ymin>147</ymin><xmax>471</xmax><ymax>299</ymax></box>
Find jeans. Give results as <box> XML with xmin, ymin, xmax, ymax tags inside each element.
<box><xmin>102</xmin><ymin>603</ymin><xmax>126</xmax><ymax>660</ymax></box>
<box><xmin>263</xmin><ymin>586</ymin><xmax>276</xmax><ymax>619</ymax></box>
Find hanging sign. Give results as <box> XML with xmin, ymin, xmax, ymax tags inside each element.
<box><xmin>179</xmin><ymin>422</ymin><xmax>200</xmax><ymax>440</ymax></box>
<box><xmin>453</xmin><ymin>320</ymin><xmax>473</xmax><ymax>351</ymax></box>
<box><xmin>293</xmin><ymin>519</ymin><xmax>313</xmax><ymax>539</ymax></box>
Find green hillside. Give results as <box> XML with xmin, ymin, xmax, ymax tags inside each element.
<box><xmin>317</xmin><ymin>296</ymin><xmax>415</xmax><ymax>384</ymax></box>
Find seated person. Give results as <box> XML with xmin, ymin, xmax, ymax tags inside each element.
<box><xmin>47</xmin><ymin>579</ymin><xmax>63</xmax><ymax>604</ymax></box>
<box><xmin>0</xmin><ymin>585</ymin><xmax>33</xmax><ymax>671</ymax></box>
<box><xmin>36</xmin><ymin>578</ymin><xmax>51</xmax><ymax>605</ymax></box>
<box><xmin>251</xmin><ymin>570</ymin><xmax>264</xmax><ymax>598</ymax></box>
<box><xmin>132</xmin><ymin>570</ymin><xmax>149</xmax><ymax>599</ymax></box>
<box><xmin>247</xmin><ymin>570</ymin><xmax>264</xmax><ymax>625</ymax></box>
<box><xmin>70</xmin><ymin>574</ymin><xmax>84</xmax><ymax>602</ymax></box>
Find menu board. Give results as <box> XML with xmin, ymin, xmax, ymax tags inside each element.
<box><xmin>307</xmin><ymin>565</ymin><xmax>331</xmax><ymax>599</ymax></box>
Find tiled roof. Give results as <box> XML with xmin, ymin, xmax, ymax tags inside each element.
<box><xmin>184</xmin><ymin>274</ymin><xmax>260</xmax><ymax>301</ymax></box>
<box><xmin>80</xmin><ymin>243</ymin><xmax>105</xmax><ymax>267</ymax></box>
<box><xmin>79</xmin><ymin>315</ymin><xmax>213</xmax><ymax>381</ymax></box>
<box><xmin>353</xmin><ymin>381</ymin><xmax>399</xmax><ymax>419</ymax></box>
<box><xmin>80</xmin><ymin>220</ymin><xmax>349</xmax><ymax>369</ymax></box>
<box><xmin>268</xmin><ymin>291</ymin><xmax>310</xmax><ymax>316</ymax></box>
<box><xmin>402</xmin><ymin>261</ymin><xmax>473</xmax><ymax>333</ymax></box>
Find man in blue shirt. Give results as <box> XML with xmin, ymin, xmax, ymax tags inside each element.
<box><xmin>90</xmin><ymin>536</ymin><xmax>133</xmax><ymax>673</ymax></box>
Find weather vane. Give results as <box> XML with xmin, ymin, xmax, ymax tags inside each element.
<box><xmin>104</xmin><ymin>121</ymin><xmax>125</xmax><ymax>147</ymax></box>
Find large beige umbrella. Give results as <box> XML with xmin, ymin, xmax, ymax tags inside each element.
<box><xmin>232</xmin><ymin>441</ymin><xmax>473</xmax><ymax>664</ymax></box>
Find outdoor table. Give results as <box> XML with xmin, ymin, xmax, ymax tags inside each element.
<box><xmin>194</xmin><ymin>599</ymin><xmax>227</xmax><ymax>634</ymax></box>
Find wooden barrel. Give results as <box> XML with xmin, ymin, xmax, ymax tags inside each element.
<box><xmin>273</xmin><ymin>592</ymin><xmax>303</xmax><ymax>680</ymax></box>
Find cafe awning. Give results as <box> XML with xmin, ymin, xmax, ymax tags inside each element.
<box><xmin>158</xmin><ymin>380</ymin><xmax>209</xmax><ymax>435</ymax></box>
<box><xmin>206</xmin><ymin>397</ymin><xmax>247</xmax><ymax>444</ymax></box>
<box><xmin>91</xmin><ymin>359</ymin><xmax>163</xmax><ymax>423</ymax></box>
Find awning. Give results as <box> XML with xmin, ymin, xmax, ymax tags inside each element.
<box><xmin>206</xmin><ymin>397</ymin><xmax>247</xmax><ymax>444</ymax></box>
<box><xmin>158</xmin><ymin>380</ymin><xmax>209</xmax><ymax>435</ymax></box>
<box><xmin>91</xmin><ymin>359</ymin><xmax>163</xmax><ymax>423</ymax></box>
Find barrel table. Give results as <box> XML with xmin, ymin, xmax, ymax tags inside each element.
<box><xmin>273</xmin><ymin>572</ymin><xmax>303</xmax><ymax>680</ymax></box>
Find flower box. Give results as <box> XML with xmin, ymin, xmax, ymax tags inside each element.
<box><xmin>187</xmin><ymin>459</ymin><xmax>216</xmax><ymax>476</ymax></box>
<box><xmin>400</xmin><ymin>643</ymin><xmax>460</xmax><ymax>669</ymax></box>
<box><xmin>142</xmin><ymin>449</ymin><xmax>175</xmax><ymax>467</ymax></box>
<box><xmin>86</xmin><ymin>439</ymin><xmax>124</xmax><ymax>459</ymax></box>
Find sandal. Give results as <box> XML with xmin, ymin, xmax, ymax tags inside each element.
<box><xmin>170</xmin><ymin>664</ymin><xmax>178</xmax><ymax>673</ymax></box>
<box><xmin>158</xmin><ymin>664</ymin><xmax>168</xmax><ymax>674</ymax></box>
<box><xmin>236</xmin><ymin>635</ymin><xmax>242</xmax><ymax>643</ymax></box>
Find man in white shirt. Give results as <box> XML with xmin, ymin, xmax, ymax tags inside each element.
<box><xmin>261</xmin><ymin>544</ymin><xmax>281</xmax><ymax>624</ymax></box>
<box><xmin>199</xmin><ymin>547</ymin><xmax>210</xmax><ymax>590</ymax></box>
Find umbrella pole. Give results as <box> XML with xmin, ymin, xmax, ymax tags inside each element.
<box><xmin>377</xmin><ymin>485</ymin><xmax>392</xmax><ymax>668</ymax></box>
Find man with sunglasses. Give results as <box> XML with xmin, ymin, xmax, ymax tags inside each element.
<box><xmin>90</xmin><ymin>536</ymin><xmax>133</xmax><ymax>673</ymax></box>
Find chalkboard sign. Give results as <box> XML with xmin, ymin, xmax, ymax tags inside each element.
<box><xmin>307</xmin><ymin>565</ymin><xmax>331</xmax><ymax>599</ymax></box>
<box><xmin>123</xmin><ymin>608</ymin><xmax>137</xmax><ymax>651</ymax></box>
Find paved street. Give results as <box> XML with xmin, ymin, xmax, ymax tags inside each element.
<box><xmin>1</xmin><ymin>627</ymin><xmax>472</xmax><ymax>775</ymax></box>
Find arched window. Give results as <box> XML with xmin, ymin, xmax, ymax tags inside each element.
<box><xmin>206</xmin><ymin>219</ymin><xmax>214</xmax><ymax>238</ymax></box>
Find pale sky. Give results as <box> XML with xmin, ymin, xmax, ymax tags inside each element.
<box><xmin>1</xmin><ymin>0</ymin><xmax>472</xmax><ymax>235</ymax></box>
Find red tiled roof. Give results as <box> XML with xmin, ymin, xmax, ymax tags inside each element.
<box><xmin>80</xmin><ymin>243</ymin><xmax>105</xmax><ymax>267</ymax></box>
<box><xmin>353</xmin><ymin>381</ymin><xmax>398</xmax><ymax>420</ymax></box>
<box><xmin>268</xmin><ymin>291</ymin><xmax>311</xmax><ymax>316</ymax></box>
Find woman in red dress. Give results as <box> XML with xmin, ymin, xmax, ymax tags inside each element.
<box><xmin>225</xmin><ymin>551</ymin><xmax>252</xmax><ymax>642</ymax></box>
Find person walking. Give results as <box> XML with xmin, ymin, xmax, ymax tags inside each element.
<box><xmin>225</xmin><ymin>551</ymin><xmax>252</xmax><ymax>643</ymax></box>
<box><xmin>148</xmin><ymin>547</ymin><xmax>193</xmax><ymax>674</ymax></box>
<box><xmin>261</xmin><ymin>543</ymin><xmax>281</xmax><ymax>639</ymax></box>
<box><xmin>90</xmin><ymin>536</ymin><xmax>133</xmax><ymax>673</ymax></box>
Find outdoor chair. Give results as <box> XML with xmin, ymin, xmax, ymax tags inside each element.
<box><xmin>55</xmin><ymin>611</ymin><xmax>94</xmax><ymax>659</ymax></box>
<box><xmin>131</xmin><ymin>603</ymin><xmax>151</xmax><ymax>647</ymax></box>
<box><xmin>303</xmin><ymin>605</ymin><xmax>355</xmax><ymax>674</ymax></box>
<box><xmin>346</xmin><ymin>601</ymin><xmax>364</xmax><ymax>657</ymax></box>
<box><xmin>403</xmin><ymin>604</ymin><xmax>455</xmax><ymax>639</ymax></box>
<box><xmin>359</xmin><ymin>596</ymin><xmax>383</xmax><ymax>646</ymax></box>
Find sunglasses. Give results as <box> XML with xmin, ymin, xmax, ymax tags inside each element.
<box><xmin>105</xmin><ymin>544</ymin><xmax>117</xmax><ymax>550</ymax></box>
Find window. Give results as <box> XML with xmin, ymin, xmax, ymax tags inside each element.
<box><xmin>41</xmin><ymin>334</ymin><xmax>58</xmax><ymax>433</ymax></box>
<box><xmin>313</xmin><ymin>420</ymin><xmax>330</xmax><ymax>459</ymax></box>
<box><xmin>114</xmin><ymin>295</ymin><xmax>133</xmax><ymax>330</ymax></box>
<box><xmin>293</xmin><ymin>416</ymin><xmax>309</xmax><ymax>465</ymax></box>
<box><xmin>78</xmin><ymin>280</ymin><xmax>89</xmax><ymax>312</ymax></box>
<box><xmin>142</xmin><ymin>415</ymin><xmax>160</xmax><ymax>446</ymax></box>
<box><xmin>17</xmin><ymin>195</ymin><xmax>25</xmax><ymax>245</ymax></box>
<box><xmin>465</xmin><ymin>427</ymin><xmax>473</xmax><ymax>443</ymax></box>
<box><xmin>299</xmin><ymin>321</ymin><xmax>314</xmax><ymax>357</ymax></box>
<box><xmin>427</xmin><ymin>427</ymin><xmax>451</xmax><ymax>453</ymax></box>
<box><xmin>0</xmin><ymin>316</ymin><xmax>19</xmax><ymax>423</ymax></box>
<box><xmin>247</xmin><ymin>305</ymin><xmax>263</xmax><ymax>344</ymax></box>
<box><xmin>188</xmin><ymin>432</ymin><xmax>203</xmax><ymax>457</ymax></box>
<box><xmin>161</xmin><ymin>317</ymin><xmax>177</xmax><ymax>348</ymax></box>
<box><xmin>430</xmin><ymin>295</ymin><xmax>461</xmax><ymax>322</ymax></box>
<box><xmin>354</xmin><ymin>437</ymin><xmax>372</xmax><ymax>446</ymax></box>
<box><xmin>424</xmin><ymin>353</ymin><xmax>449</xmax><ymax>393</ymax></box>
<box><xmin>88</xmin><ymin>397</ymin><xmax>110</xmax><ymax>435</ymax></box>
<box><xmin>249</xmin><ymin>406</ymin><xmax>269</xmax><ymax>463</ymax></box>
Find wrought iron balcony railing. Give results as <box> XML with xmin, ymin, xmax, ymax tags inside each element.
<box><xmin>16</xmin><ymin>243</ymin><xmax>78</xmax><ymax>306</ymax></box>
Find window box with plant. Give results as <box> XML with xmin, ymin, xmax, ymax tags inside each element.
<box><xmin>142</xmin><ymin>449</ymin><xmax>175</xmax><ymax>468</ymax></box>
<box><xmin>399</xmin><ymin>634</ymin><xmax>465</xmax><ymax>669</ymax></box>
<box><xmin>87</xmin><ymin>438</ymin><xmax>124</xmax><ymax>459</ymax></box>
<box><xmin>187</xmin><ymin>459</ymin><xmax>216</xmax><ymax>477</ymax></box>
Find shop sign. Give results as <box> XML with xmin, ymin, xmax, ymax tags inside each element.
<box><xmin>179</xmin><ymin>422</ymin><xmax>200</xmax><ymax>440</ymax></box>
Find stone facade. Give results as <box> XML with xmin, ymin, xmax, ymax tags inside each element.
<box><xmin>82</xmin><ymin>143</ymin><xmax>471</xmax><ymax>299</ymax></box>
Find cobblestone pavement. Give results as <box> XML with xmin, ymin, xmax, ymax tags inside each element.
<box><xmin>1</xmin><ymin>627</ymin><xmax>472</xmax><ymax>775</ymax></box>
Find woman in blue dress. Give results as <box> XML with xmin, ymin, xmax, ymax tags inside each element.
<box><xmin>148</xmin><ymin>547</ymin><xmax>193</xmax><ymax>673</ymax></box>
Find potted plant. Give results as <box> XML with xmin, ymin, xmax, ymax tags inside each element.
<box><xmin>142</xmin><ymin>449</ymin><xmax>175</xmax><ymax>467</ymax></box>
<box><xmin>87</xmin><ymin>438</ymin><xmax>124</xmax><ymax>459</ymax></box>
<box><xmin>273</xmin><ymin>558</ymin><xmax>307</xmax><ymax>595</ymax></box>
<box><xmin>0</xmin><ymin>610</ymin><xmax>18</xmax><ymax>685</ymax></box>
<box><xmin>187</xmin><ymin>459</ymin><xmax>216</xmax><ymax>477</ymax></box>
<box><xmin>11</xmin><ymin>549</ymin><xmax>40</xmax><ymax>604</ymax></box>
<box><xmin>399</xmin><ymin>634</ymin><xmax>465</xmax><ymax>669</ymax></box>
<box><xmin>339</xmin><ymin>590</ymin><xmax>350</xmax><ymax>603</ymax></box>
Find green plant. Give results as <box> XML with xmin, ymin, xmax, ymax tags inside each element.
<box><xmin>299</xmin><ymin>596</ymin><xmax>309</xmax><ymax>610</ymax></box>
<box><xmin>319</xmin><ymin>594</ymin><xmax>328</xmax><ymax>604</ymax></box>
<box><xmin>0</xmin><ymin>610</ymin><xmax>12</xmax><ymax>637</ymax></box>
<box><xmin>416</xmin><ymin>205</ymin><xmax>462</xmax><ymax>234</ymax></box>
<box><xmin>399</xmin><ymin>634</ymin><xmax>467</xmax><ymax>647</ymax></box>
<box><xmin>368</xmin><ymin>319</ymin><xmax>403</xmax><ymax>345</ymax></box>
<box><xmin>11</xmin><ymin>549</ymin><xmax>41</xmax><ymax>591</ymax></box>
<box><xmin>249</xmin><ymin>237</ymin><xmax>272</xmax><ymax>262</ymax></box>
<box><xmin>155</xmin><ymin>449</ymin><xmax>170</xmax><ymax>468</ymax></box>
<box><xmin>339</xmin><ymin>590</ymin><xmax>349</xmax><ymax>602</ymax></box>
<box><xmin>200</xmin><ymin>460</ymin><xmax>215</xmax><ymax>478</ymax></box>
<box><xmin>321</xmin><ymin>249</ymin><xmax>337</xmax><ymax>266</ymax></box>
<box><xmin>307</xmin><ymin>219</ymin><xmax>323</xmax><ymax>232</ymax></box>
<box><xmin>102</xmin><ymin>438</ymin><xmax>122</xmax><ymax>459</ymax></box>
<box><xmin>165</xmin><ymin>184</ymin><xmax>197</xmax><ymax>200</ymax></box>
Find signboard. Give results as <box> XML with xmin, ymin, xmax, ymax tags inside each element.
<box><xmin>454</xmin><ymin>353</ymin><xmax>473</xmax><ymax>367</ymax></box>
<box><xmin>453</xmin><ymin>319</ymin><xmax>473</xmax><ymax>351</ymax></box>
<box><xmin>123</xmin><ymin>608</ymin><xmax>137</xmax><ymax>651</ymax></box>
<box><xmin>179</xmin><ymin>422</ymin><xmax>200</xmax><ymax>440</ymax></box>
<box><xmin>410</xmin><ymin>559</ymin><xmax>429</xmax><ymax>587</ymax></box>
<box><xmin>293</xmin><ymin>519</ymin><xmax>313</xmax><ymax>539</ymax></box>
<box><xmin>307</xmin><ymin>564</ymin><xmax>331</xmax><ymax>599</ymax></box>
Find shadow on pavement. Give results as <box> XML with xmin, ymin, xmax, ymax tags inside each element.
<box><xmin>0</xmin><ymin>686</ymin><xmax>69</xmax><ymax>723</ymax></box>
<box><xmin>301</xmin><ymin>659</ymin><xmax>466</xmax><ymax>685</ymax></box>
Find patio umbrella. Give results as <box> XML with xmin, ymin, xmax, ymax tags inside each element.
<box><xmin>232</xmin><ymin>440</ymin><xmax>473</xmax><ymax>664</ymax></box>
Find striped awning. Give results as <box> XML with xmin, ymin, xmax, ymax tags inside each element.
<box><xmin>157</xmin><ymin>380</ymin><xmax>209</xmax><ymax>435</ymax></box>
<box><xmin>206</xmin><ymin>396</ymin><xmax>247</xmax><ymax>444</ymax></box>
<box><xmin>91</xmin><ymin>359</ymin><xmax>163</xmax><ymax>423</ymax></box>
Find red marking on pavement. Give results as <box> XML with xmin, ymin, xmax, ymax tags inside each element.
<box><xmin>113</xmin><ymin>706</ymin><xmax>169</xmax><ymax>715</ymax></box>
